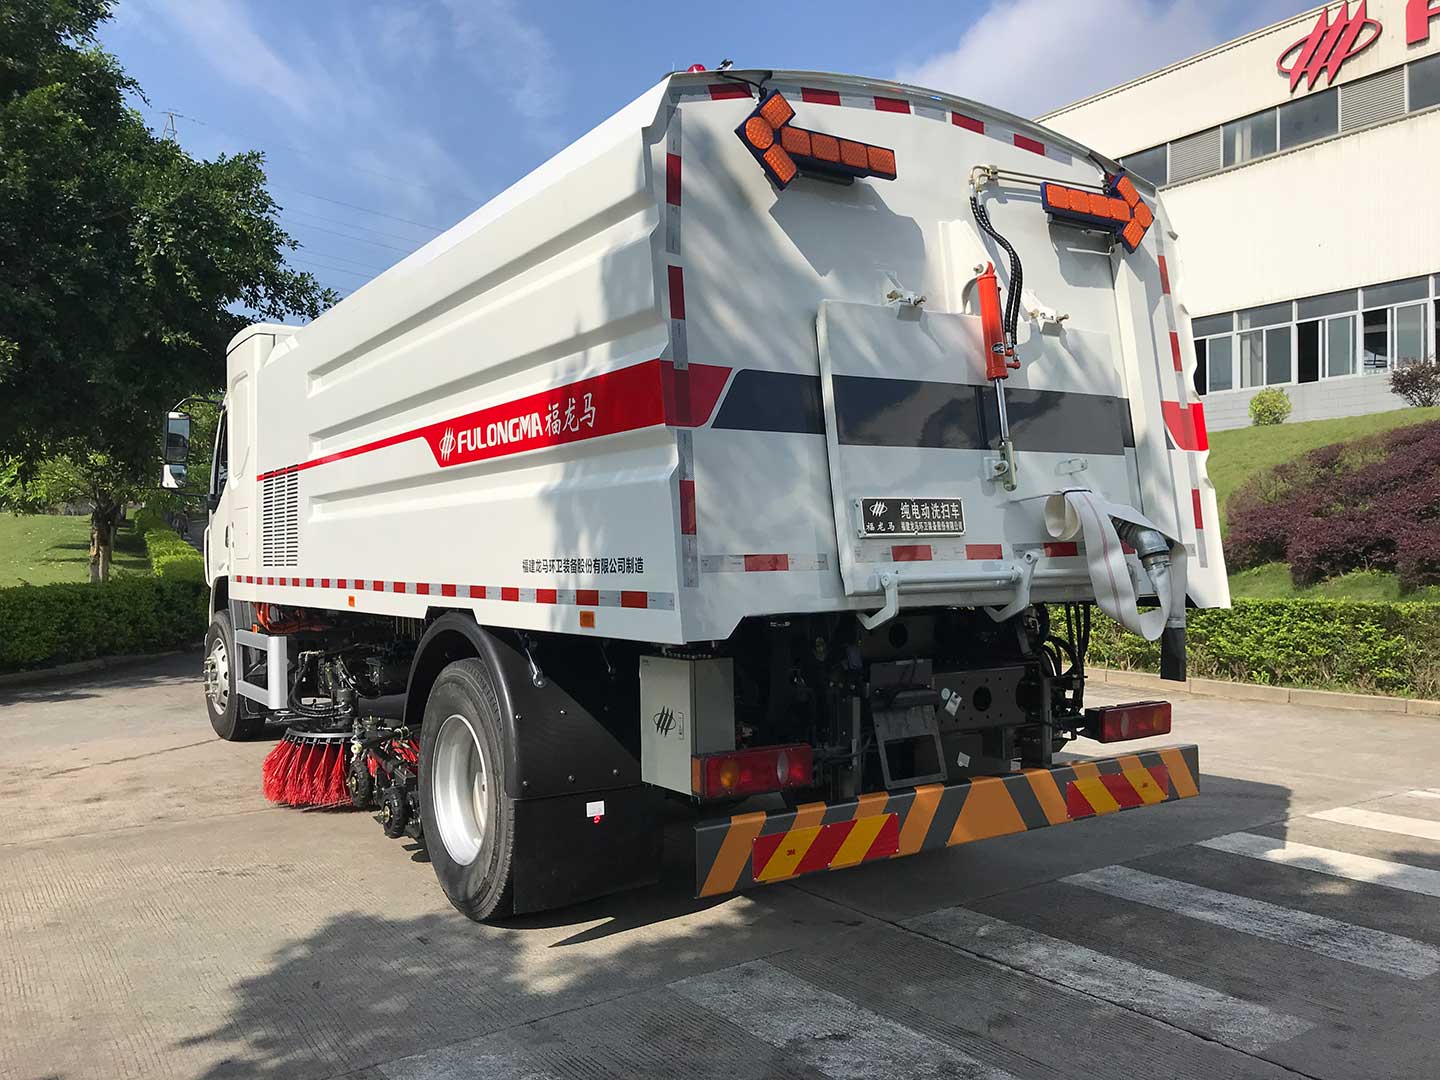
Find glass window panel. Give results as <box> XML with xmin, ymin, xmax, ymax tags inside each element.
<box><xmin>1241</xmin><ymin>330</ymin><xmax>1265</xmax><ymax>387</ymax></box>
<box><xmin>1265</xmin><ymin>326</ymin><xmax>1292</xmax><ymax>385</ymax></box>
<box><xmin>1326</xmin><ymin>315</ymin><xmax>1355</xmax><ymax>377</ymax></box>
<box><xmin>1279</xmin><ymin>89</ymin><xmax>1337</xmax><ymax>150</ymax></box>
<box><xmin>1121</xmin><ymin>145</ymin><xmax>1167</xmax><ymax>187</ymax></box>
<box><xmin>1192</xmin><ymin>313</ymin><xmax>1234</xmax><ymax>337</ymax></box>
<box><xmin>1363</xmin><ymin>278</ymin><xmax>1427</xmax><ymax>307</ymax></box>
<box><xmin>1207</xmin><ymin>336</ymin><xmax>1234</xmax><ymax>391</ymax></box>
<box><xmin>1396</xmin><ymin>304</ymin><xmax>1425</xmax><ymax>364</ymax></box>
<box><xmin>1363</xmin><ymin>308</ymin><xmax>1389</xmax><ymax>373</ymax></box>
<box><xmin>1297</xmin><ymin>289</ymin><xmax>1358</xmax><ymax>319</ymax></box>
<box><xmin>1194</xmin><ymin>339</ymin><xmax>1208</xmax><ymax>396</ymax></box>
<box><xmin>1239</xmin><ymin>301</ymin><xmax>1292</xmax><ymax>329</ymax></box>
<box><xmin>1411</xmin><ymin>53</ymin><xmax>1440</xmax><ymax>113</ymax></box>
<box><xmin>1223</xmin><ymin>109</ymin><xmax>1276</xmax><ymax>165</ymax></box>
<box><xmin>1297</xmin><ymin>321</ymin><xmax>1320</xmax><ymax>383</ymax></box>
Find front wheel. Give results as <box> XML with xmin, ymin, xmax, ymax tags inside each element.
<box><xmin>419</xmin><ymin>658</ymin><xmax>517</xmax><ymax>921</ymax></box>
<box><xmin>203</xmin><ymin>610</ymin><xmax>264</xmax><ymax>741</ymax></box>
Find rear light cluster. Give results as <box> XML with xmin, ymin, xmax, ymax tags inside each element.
<box><xmin>692</xmin><ymin>743</ymin><xmax>813</xmax><ymax>799</ymax></box>
<box><xmin>1084</xmin><ymin>701</ymin><xmax>1172</xmax><ymax>743</ymax></box>
<box><xmin>1039</xmin><ymin>172</ymin><xmax>1154</xmax><ymax>252</ymax></box>
<box><xmin>735</xmin><ymin>91</ymin><xmax>897</xmax><ymax>191</ymax></box>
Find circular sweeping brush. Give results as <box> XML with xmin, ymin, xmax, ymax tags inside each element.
<box><xmin>262</xmin><ymin>729</ymin><xmax>353</xmax><ymax>808</ymax></box>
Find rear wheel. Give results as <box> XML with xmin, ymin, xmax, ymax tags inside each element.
<box><xmin>204</xmin><ymin>610</ymin><xmax>264</xmax><ymax>741</ymax></box>
<box><xmin>419</xmin><ymin>658</ymin><xmax>516</xmax><ymax>921</ymax></box>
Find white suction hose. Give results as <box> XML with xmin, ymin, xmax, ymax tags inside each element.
<box><xmin>1043</xmin><ymin>489</ymin><xmax>1188</xmax><ymax>641</ymax></box>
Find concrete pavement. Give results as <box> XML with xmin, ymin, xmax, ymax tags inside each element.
<box><xmin>2</xmin><ymin>655</ymin><xmax>1439</xmax><ymax>1079</ymax></box>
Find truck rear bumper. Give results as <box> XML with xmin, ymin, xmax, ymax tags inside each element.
<box><xmin>695</xmin><ymin>745</ymin><xmax>1199</xmax><ymax>898</ymax></box>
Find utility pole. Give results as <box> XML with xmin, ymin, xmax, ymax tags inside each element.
<box><xmin>161</xmin><ymin>110</ymin><xmax>179</xmax><ymax>141</ymax></box>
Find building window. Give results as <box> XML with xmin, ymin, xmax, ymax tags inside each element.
<box><xmin>1396</xmin><ymin>304</ymin><xmax>1426</xmax><ymax>365</ymax></box>
<box><xmin>1203</xmin><ymin>335</ymin><xmax>1234</xmax><ymax>392</ymax></box>
<box><xmin>1279</xmin><ymin>89</ymin><xmax>1337</xmax><ymax>150</ymax></box>
<box><xmin>1194</xmin><ymin>339</ymin><xmax>1208</xmax><ymax>395</ymax></box>
<box><xmin>1223</xmin><ymin>109</ymin><xmax>1276</xmax><ymax>166</ymax></box>
<box><xmin>1297</xmin><ymin>321</ymin><xmax>1320</xmax><ymax>383</ymax></box>
<box><xmin>1363</xmin><ymin>277</ymin><xmax>1428</xmax><ymax>308</ymax></box>
<box><xmin>1411</xmin><ymin>53</ymin><xmax>1440</xmax><ymax>113</ymax></box>
<box><xmin>1326</xmin><ymin>315</ymin><xmax>1356</xmax><ymax>377</ymax></box>
<box><xmin>1121</xmin><ymin>145</ymin><xmax>1167</xmax><ymax>187</ymax></box>
<box><xmin>1363</xmin><ymin>308</ymin><xmax>1390</xmax><ymax>373</ymax></box>
<box><xmin>1297</xmin><ymin>290</ymin><xmax>1358</xmax><ymax>319</ymax></box>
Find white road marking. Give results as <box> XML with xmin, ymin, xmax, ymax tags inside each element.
<box><xmin>1404</xmin><ymin>789</ymin><xmax>1440</xmax><ymax>800</ymax></box>
<box><xmin>1310</xmin><ymin>806</ymin><xmax>1440</xmax><ymax>842</ymax></box>
<box><xmin>1065</xmin><ymin>865</ymin><xmax>1440</xmax><ymax>980</ymax></box>
<box><xmin>1201</xmin><ymin>832</ymin><xmax>1440</xmax><ymax>899</ymax></box>
<box><xmin>905</xmin><ymin>906</ymin><xmax>1311</xmax><ymax>1053</ymax></box>
<box><xmin>673</xmin><ymin>959</ymin><xmax>1018</xmax><ymax>1080</ymax></box>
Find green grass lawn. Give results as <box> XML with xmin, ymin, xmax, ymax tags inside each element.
<box><xmin>1229</xmin><ymin>562</ymin><xmax>1440</xmax><ymax>602</ymax></box>
<box><xmin>1207</xmin><ymin>405</ymin><xmax>1440</xmax><ymax>532</ymax></box>
<box><xmin>0</xmin><ymin>514</ymin><xmax>150</xmax><ymax>586</ymax></box>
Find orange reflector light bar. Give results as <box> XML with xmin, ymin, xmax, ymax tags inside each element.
<box><xmin>692</xmin><ymin>743</ymin><xmax>814</xmax><ymax>799</ymax></box>
<box><xmin>1040</xmin><ymin>171</ymin><xmax>1154</xmax><ymax>253</ymax></box>
<box><xmin>735</xmin><ymin>91</ymin><xmax>897</xmax><ymax>190</ymax></box>
<box><xmin>1084</xmin><ymin>701</ymin><xmax>1172</xmax><ymax>743</ymax></box>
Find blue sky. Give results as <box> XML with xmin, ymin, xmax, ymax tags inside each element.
<box><xmin>101</xmin><ymin>0</ymin><xmax>1301</xmax><ymax>301</ymax></box>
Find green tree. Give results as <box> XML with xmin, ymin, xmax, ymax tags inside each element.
<box><xmin>0</xmin><ymin>0</ymin><xmax>335</xmax><ymax>578</ymax></box>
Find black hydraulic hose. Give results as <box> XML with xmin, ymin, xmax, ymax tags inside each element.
<box><xmin>970</xmin><ymin>191</ymin><xmax>1024</xmax><ymax>346</ymax></box>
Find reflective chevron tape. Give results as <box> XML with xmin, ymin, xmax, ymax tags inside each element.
<box><xmin>694</xmin><ymin>745</ymin><xmax>1199</xmax><ymax>897</ymax></box>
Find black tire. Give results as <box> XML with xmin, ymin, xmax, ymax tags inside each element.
<box><xmin>347</xmin><ymin>754</ymin><xmax>375</xmax><ymax>808</ymax></box>
<box><xmin>203</xmin><ymin>610</ymin><xmax>265</xmax><ymax>741</ymax></box>
<box><xmin>419</xmin><ymin>658</ymin><xmax>516</xmax><ymax>921</ymax></box>
<box><xmin>380</xmin><ymin>786</ymin><xmax>408</xmax><ymax>838</ymax></box>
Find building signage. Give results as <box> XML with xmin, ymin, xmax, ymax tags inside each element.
<box><xmin>1277</xmin><ymin>1</ymin><xmax>1383</xmax><ymax>91</ymax></box>
<box><xmin>1412</xmin><ymin>0</ymin><xmax>1440</xmax><ymax>44</ymax></box>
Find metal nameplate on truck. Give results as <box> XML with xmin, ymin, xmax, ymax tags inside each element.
<box><xmin>858</xmin><ymin>498</ymin><xmax>965</xmax><ymax>537</ymax></box>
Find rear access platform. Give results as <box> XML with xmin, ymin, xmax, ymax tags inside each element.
<box><xmin>695</xmin><ymin>745</ymin><xmax>1199</xmax><ymax>897</ymax></box>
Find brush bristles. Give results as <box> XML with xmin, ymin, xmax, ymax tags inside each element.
<box><xmin>262</xmin><ymin>733</ymin><xmax>352</xmax><ymax>808</ymax></box>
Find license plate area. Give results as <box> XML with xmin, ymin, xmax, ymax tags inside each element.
<box><xmin>858</xmin><ymin>496</ymin><xmax>965</xmax><ymax>538</ymax></box>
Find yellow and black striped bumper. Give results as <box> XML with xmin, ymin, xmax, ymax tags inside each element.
<box><xmin>695</xmin><ymin>745</ymin><xmax>1199</xmax><ymax>898</ymax></box>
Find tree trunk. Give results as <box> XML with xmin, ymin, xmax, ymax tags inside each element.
<box><xmin>90</xmin><ymin>500</ymin><xmax>119</xmax><ymax>583</ymax></box>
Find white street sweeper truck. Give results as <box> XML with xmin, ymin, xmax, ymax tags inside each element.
<box><xmin>161</xmin><ymin>67</ymin><xmax>1226</xmax><ymax>921</ymax></box>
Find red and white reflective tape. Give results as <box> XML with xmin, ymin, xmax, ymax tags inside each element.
<box><xmin>1154</xmin><ymin>236</ymin><xmax>1211</xmax><ymax>571</ymax></box>
<box><xmin>700</xmin><ymin>553</ymin><xmax>831</xmax><ymax>573</ymax></box>
<box><xmin>233</xmin><ymin>575</ymin><xmax>675</xmax><ymax>610</ymax></box>
<box><xmin>673</xmin><ymin>78</ymin><xmax>1073</xmax><ymax>166</ymax></box>
<box><xmin>665</xmin><ymin>106</ymin><xmax>701</xmax><ymax>589</ymax></box>
<box><xmin>855</xmin><ymin>540</ymin><xmax>1007</xmax><ymax>563</ymax></box>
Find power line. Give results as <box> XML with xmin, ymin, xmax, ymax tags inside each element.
<box><xmin>282</xmin><ymin>207</ymin><xmax>433</xmax><ymax>246</ymax></box>
<box><xmin>142</xmin><ymin>105</ymin><xmax>484</xmax><ymax>205</ymax></box>
<box><xmin>273</xmin><ymin>185</ymin><xmax>448</xmax><ymax>233</ymax></box>
<box><xmin>284</xmin><ymin>219</ymin><xmax>414</xmax><ymax>255</ymax></box>
<box><xmin>288</xmin><ymin>257</ymin><xmax>373</xmax><ymax>281</ymax></box>
<box><xmin>289</xmin><ymin>246</ymin><xmax>394</xmax><ymax>274</ymax></box>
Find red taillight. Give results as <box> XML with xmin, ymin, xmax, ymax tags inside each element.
<box><xmin>693</xmin><ymin>744</ymin><xmax>812</xmax><ymax>799</ymax></box>
<box><xmin>1084</xmin><ymin>701</ymin><xmax>1172</xmax><ymax>743</ymax></box>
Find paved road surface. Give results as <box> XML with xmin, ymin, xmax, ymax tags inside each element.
<box><xmin>2</xmin><ymin>655</ymin><xmax>1439</xmax><ymax>1079</ymax></box>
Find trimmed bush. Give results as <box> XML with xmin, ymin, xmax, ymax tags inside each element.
<box><xmin>1248</xmin><ymin>387</ymin><xmax>1292</xmax><ymax>426</ymax></box>
<box><xmin>1391</xmin><ymin>358</ymin><xmax>1440</xmax><ymax>408</ymax></box>
<box><xmin>1228</xmin><ymin>420</ymin><xmax>1440</xmax><ymax>590</ymax></box>
<box><xmin>134</xmin><ymin>506</ymin><xmax>205</xmax><ymax>583</ymax></box>
<box><xmin>1090</xmin><ymin>599</ymin><xmax>1440</xmax><ymax>699</ymax></box>
<box><xmin>0</xmin><ymin>576</ymin><xmax>207</xmax><ymax>673</ymax></box>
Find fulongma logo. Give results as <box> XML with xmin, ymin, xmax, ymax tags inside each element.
<box><xmin>1277</xmin><ymin>1</ymin><xmax>1382</xmax><ymax>92</ymax></box>
<box><xmin>870</xmin><ymin>501</ymin><xmax>888</xmax><ymax>518</ymax></box>
<box><xmin>652</xmin><ymin>707</ymin><xmax>676</xmax><ymax>737</ymax></box>
<box><xmin>438</xmin><ymin>428</ymin><xmax>456</xmax><ymax>463</ymax></box>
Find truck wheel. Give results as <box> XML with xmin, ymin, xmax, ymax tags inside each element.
<box><xmin>203</xmin><ymin>610</ymin><xmax>264</xmax><ymax>741</ymax></box>
<box><xmin>419</xmin><ymin>658</ymin><xmax>516</xmax><ymax>921</ymax></box>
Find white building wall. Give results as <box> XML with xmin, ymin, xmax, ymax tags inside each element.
<box><xmin>1161</xmin><ymin>108</ymin><xmax>1440</xmax><ymax>316</ymax></box>
<box><xmin>1202</xmin><ymin>372</ymin><xmax>1408</xmax><ymax>430</ymax></box>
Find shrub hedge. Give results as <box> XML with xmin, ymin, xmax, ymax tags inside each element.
<box><xmin>134</xmin><ymin>507</ymin><xmax>205</xmax><ymax>583</ymax></box>
<box><xmin>0</xmin><ymin>507</ymin><xmax>208</xmax><ymax>673</ymax></box>
<box><xmin>1091</xmin><ymin>598</ymin><xmax>1440</xmax><ymax>699</ymax></box>
<box><xmin>0</xmin><ymin>575</ymin><xmax>207</xmax><ymax>673</ymax></box>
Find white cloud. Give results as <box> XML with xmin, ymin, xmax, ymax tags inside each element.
<box><xmin>896</xmin><ymin>0</ymin><xmax>1299</xmax><ymax>120</ymax></box>
<box><xmin>140</xmin><ymin>0</ymin><xmax>337</xmax><ymax>122</ymax></box>
<box><xmin>437</xmin><ymin>0</ymin><xmax>566</xmax><ymax>140</ymax></box>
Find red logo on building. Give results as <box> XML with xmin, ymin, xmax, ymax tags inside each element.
<box><xmin>1277</xmin><ymin>1</ymin><xmax>1383</xmax><ymax>92</ymax></box>
<box><xmin>1411</xmin><ymin>0</ymin><xmax>1440</xmax><ymax>44</ymax></box>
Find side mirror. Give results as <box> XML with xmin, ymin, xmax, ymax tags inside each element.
<box><xmin>161</xmin><ymin>462</ymin><xmax>189</xmax><ymax>490</ymax></box>
<box><xmin>163</xmin><ymin>411</ymin><xmax>191</xmax><ymax>465</ymax></box>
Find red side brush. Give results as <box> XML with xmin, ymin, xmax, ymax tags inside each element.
<box><xmin>262</xmin><ymin>730</ymin><xmax>353</xmax><ymax>808</ymax></box>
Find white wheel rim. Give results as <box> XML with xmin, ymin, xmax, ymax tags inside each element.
<box><xmin>432</xmin><ymin>713</ymin><xmax>491</xmax><ymax>866</ymax></box>
<box><xmin>205</xmin><ymin>639</ymin><xmax>229</xmax><ymax>712</ymax></box>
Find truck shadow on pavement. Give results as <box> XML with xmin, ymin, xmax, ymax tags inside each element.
<box><xmin>162</xmin><ymin>765</ymin><xmax>1393</xmax><ymax>1080</ymax></box>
